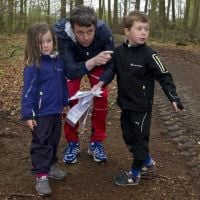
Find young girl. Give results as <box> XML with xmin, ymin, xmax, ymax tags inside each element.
<box><xmin>21</xmin><ymin>22</ymin><xmax>69</xmax><ymax>196</ymax></box>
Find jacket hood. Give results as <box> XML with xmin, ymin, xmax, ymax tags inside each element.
<box><xmin>54</xmin><ymin>18</ymin><xmax>104</xmax><ymax>41</ymax></box>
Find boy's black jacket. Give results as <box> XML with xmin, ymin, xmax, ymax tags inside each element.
<box><xmin>100</xmin><ymin>42</ymin><xmax>179</xmax><ymax>111</ymax></box>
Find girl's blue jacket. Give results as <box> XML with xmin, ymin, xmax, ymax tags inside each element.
<box><xmin>21</xmin><ymin>54</ymin><xmax>68</xmax><ymax>120</ymax></box>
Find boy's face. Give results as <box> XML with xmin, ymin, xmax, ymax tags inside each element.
<box><xmin>73</xmin><ymin>23</ymin><xmax>95</xmax><ymax>47</ymax></box>
<box><xmin>124</xmin><ymin>21</ymin><xmax>149</xmax><ymax>45</ymax></box>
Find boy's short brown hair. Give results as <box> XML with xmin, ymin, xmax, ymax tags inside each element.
<box><xmin>123</xmin><ymin>10</ymin><xmax>149</xmax><ymax>29</ymax></box>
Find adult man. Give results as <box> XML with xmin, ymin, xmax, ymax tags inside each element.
<box><xmin>54</xmin><ymin>5</ymin><xmax>114</xmax><ymax>164</ymax></box>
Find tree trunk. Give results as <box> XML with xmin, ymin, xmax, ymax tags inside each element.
<box><xmin>166</xmin><ymin>0</ymin><xmax>171</xmax><ymax>21</ymax></box>
<box><xmin>191</xmin><ymin>0</ymin><xmax>200</xmax><ymax>34</ymax></box>
<box><xmin>69</xmin><ymin>0</ymin><xmax>73</xmax><ymax>13</ymax></box>
<box><xmin>8</xmin><ymin>0</ymin><xmax>14</xmax><ymax>32</ymax></box>
<box><xmin>113</xmin><ymin>0</ymin><xmax>118</xmax><ymax>32</ymax></box>
<box><xmin>108</xmin><ymin>0</ymin><xmax>112</xmax><ymax>26</ymax></box>
<box><xmin>171</xmin><ymin>0</ymin><xmax>175</xmax><ymax>23</ymax></box>
<box><xmin>123</xmin><ymin>0</ymin><xmax>128</xmax><ymax>16</ymax></box>
<box><xmin>99</xmin><ymin>0</ymin><xmax>103</xmax><ymax>19</ymax></box>
<box><xmin>24</xmin><ymin>0</ymin><xmax>27</xmax><ymax>30</ymax></box>
<box><xmin>61</xmin><ymin>0</ymin><xmax>66</xmax><ymax>18</ymax></box>
<box><xmin>159</xmin><ymin>0</ymin><xmax>166</xmax><ymax>42</ymax></box>
<box><xmin>135</xmin><ymin>0</ymin><xmax>140</xmax><ymax>10</ymax></box>
<box><xmin>144</xmin><ymin>0</ymin><xmax>149</xmax><ymax>13</ymax></box>
<box><xmin>102</xmin><ymin>0</ymin><xmax>106</xmax><ymax>21</ymax></box>
<box><xmin>75</xmin><ymin>0</ymin><xmax>84</xmax><ymax>6</ymax></box>
<box><xmin>183</xmin><ymin>0</ymin><xmax>190</xmax><ymax>27</ymax></box>
<box><xmin>18</xmin><ymin>0</ymin><xmax>24</xmax><ymax>31</ymax></box>
<box><xmin>0</xmin><ymin>0</ymin><xmax>5</xmax><ymax>32</ymax></box>
<box><xmin>47</xmin><ymin>0</ymin><xmax>50</xmax><ymax>23</ymax></box>
<box><xmin>149</xmin><ymin>0</ymin><xmax>158</xmax><ymax>37</ymax></box>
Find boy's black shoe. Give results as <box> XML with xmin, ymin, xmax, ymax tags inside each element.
<box><xmin>141</xmin><ymin>161</ymin><xmax>158</xmax><ymax>177</ymax></box>
<box><xmin>114</xmin><ymin>171</ymin><xmax>140</xmax><ymax>186</ymax></box>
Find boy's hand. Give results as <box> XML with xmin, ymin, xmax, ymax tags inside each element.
<box><xmin>26</xmin><ymin>119</ymin><xmax>37</xmax><ymax>131</ymax></box>
<box><xmin>91</xmin><ymin>81</ymin><xmax>105</xmax><ymax>92</ymax></box>
<box><xmin>172</xmin><ymin>98</ymin><xmax>185</xmax><ymax>112</ymax></box>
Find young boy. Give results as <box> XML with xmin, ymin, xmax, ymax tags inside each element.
<box><xmin>92</xmin><ymin>10</ymin><xmax>184</xmax><ymax>186</ymax></box>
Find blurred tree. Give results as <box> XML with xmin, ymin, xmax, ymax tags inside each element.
<box><xmin>113</xmin><ymin>0</ymin><xmax>118</xmax><ymax>31</ymax></box>
<box><xmin>159</xmin><ymin>0</ymin><xmax>166</xmax><ymax>42</ymax></box>
<box><xmin>166</xmin><ymin>0</ymin><xmax>171</xmax><ymax>21</ymax></box>
<box><xmin>8</xmin><ymin>0</ymin><xmax>14</xmax><ymax>32</ymax></box>
<box><xmin>190</xmin><ymin>0</ymin><xmax>200</xmax><ymax>34</ymax></box>
<box><xmin>135</xmin><ymin>0</ymin><xmax>140</xmax><ymax>10</ymax></box>
<box><xmin>99</xmin><ymin>0</ymin><xmax>103</xmax><ymax>19</ymax></box>
<box><xmin>108</xmin><ymin>0</ymin><xmax>112</xmax><ymax>26</ymax></box>
<box><xmin>75</xmin><ymin>0</ymin><xmax>83</xmax><ymax>6</ymax></box>
<box><xmin>123</xmin><ymin>0</ymin><xmax>128</xmax><ymax>16</ymax></box>
<box><xmin>144</xmin><ymin>0</ymin><xmax>149</xmax><ymax>13</ymax></box>
<box><xmin>0</xmin><ymin>0</ymin><xmax>5</xmax><ymax>32</ymax></box>
<box><xmin>171</xmin><ymin>0</ymin><xmax>175</xmax><ymax>23</ymax></box>
<box><xmin>149</xmin><ymin>0</ymin><xmax>158</xmax><ymax>37</ymax></box>
<box><xmin>61</xmin><ymin>0</ymin><xmax>66</xmax><ymax>18</ymax></box>
<box><xmin>183</xmin><ymin>0</ymin><xmax>190</xmax><ymax>27</ymax></box>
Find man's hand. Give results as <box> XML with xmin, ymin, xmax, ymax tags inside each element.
<box><xmin>86</xmin><ymin>50</ymin><xmax>113</xmax><ymax>70</ymax></box>
<box><xmin>26</xmin><ymin>119</ymin><xmax>37</xmax><ymax>131</ymax></box>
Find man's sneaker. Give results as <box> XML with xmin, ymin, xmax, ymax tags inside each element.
<box><xmin>114</xmin><ymin>171</ymin><xmax>140</xmax><ymax>186</ymax></box>
<box><xmin>88</xmin><ymin>142</ymin><xmax>107</xmax><ymax>162</ymax></box>
<box><xmin>141</xmin><ymin>161</ymin><xmax>158</xmax><ymax>177</ymax></box>
<box><xmin>35</xmin><ymin>176</ymin><xmax>52</xmax><ymax>196</ymax></box>
<box><xmin>48</xmin><ymin>165</ymin><xmax>67</xmax><ymax>180</ymax></box>
<box><xmin>63</xmin><ymin>142</ymin><xmax>80</xmax><ymax>164</ymax></box>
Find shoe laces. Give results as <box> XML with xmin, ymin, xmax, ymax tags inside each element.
<box><xmin>65</xmin><ymin>142</ymin><xmax>79</xmax><ymax>155</ymax></box>
<box><xmin>92</xmin><ymin>143</ymin><xmax>105</xmax><ymax>156</ymax></box>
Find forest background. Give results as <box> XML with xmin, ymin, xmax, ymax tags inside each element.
<box><xmin>0</xmin><ymin>1</ymin><xmax>200</xmax><ymax>199</ymax></box>
<box><xmin>0</xmin><ymin>0</ymin><xmax>200</xmax><ymax>43</ymax></box>
<box><xmin>0</xmin><ymin>0</ymin><xmax>200</xmax><ymax>117</ymax></box>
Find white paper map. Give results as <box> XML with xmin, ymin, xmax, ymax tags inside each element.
<box><xmin>66</xmin><ymin>89</ymin><xmax>103</xmax><ymax>127</ymax></box>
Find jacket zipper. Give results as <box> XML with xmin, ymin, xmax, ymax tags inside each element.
<box><xmin>39</xmin><ymin>91</ymin><xmax>43</xmax><ymax>110</ymax></box>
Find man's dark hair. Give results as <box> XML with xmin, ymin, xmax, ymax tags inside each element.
<box><xmin>70</xmin><ymin>5</ymin><xmax>97</xmax><ymax>28</ymax></box>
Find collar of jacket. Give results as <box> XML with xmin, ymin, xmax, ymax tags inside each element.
<box><xmin>123</xmin><ymin>39</ymin><xmax>146</xmax><ymax>49</ymax></box>
<box><xmin>40</xmin><ymin>51</ymin><xmax>59</xmax><ymax>60</ymax></box>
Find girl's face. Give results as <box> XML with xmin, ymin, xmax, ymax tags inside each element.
<box><xmin>124</xmin><ymin>21</ymin><xmax>149</xmax><ymax>45</ymax></box>
<box><xmin>40</xmin><ymin>30</ymin><xmax>53</xmax><ymax>55</ymax></box>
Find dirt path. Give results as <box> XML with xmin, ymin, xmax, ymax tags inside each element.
<box><xmin>0</xmin><ymin>44</ymin><xmax>200</xmax><ymax>200</ymax></box>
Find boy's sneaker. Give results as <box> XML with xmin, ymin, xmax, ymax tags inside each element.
<box><xmin>88</xmin><ymin>142</ymin><xmax>107</xmax><ymax>162</ymax></box>
<box><xmin>48</xmin><ymin>165</ymin><xmax>67</xmax><ymax>180</ymax></box>
<box><xmin>35</xmin><ymin>176</ymin><xmax>52</xmax><ymax>196</ymax></box>
<box><xmin>114</xmin><ymin>171</ymin><xmax>140</xmax><ymax>186</ymax></box>
<box><xmin>141</xmin><ymin>161</ymin><xmax>158</xmax><ymax>177</ymax></box>
<box><xmin>63</xmin><ymin>142</ymin><xmax>80</xmax><ymax>164</ymax></box>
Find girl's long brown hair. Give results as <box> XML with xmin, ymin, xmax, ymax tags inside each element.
<box><xmin>24</xmin><ymin>22</ymin><xmax>56</xmax><ymax>67</ymax></box>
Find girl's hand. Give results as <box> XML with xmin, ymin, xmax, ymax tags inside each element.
<box><xmin>62</xmin><ymin>106</ymin><xmax>70</xmax><ymax>118</ymax></box>
<box><xmin>26</xmin><ymin>119</ymin><xmax>37</xmax><ymax>131</ymax></box>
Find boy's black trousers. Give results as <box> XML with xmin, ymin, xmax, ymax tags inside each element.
<box><xmin>30</xmin><ymin>114</ymin><xmax>62</xmax><ymax>175</ymax></box>
<box><xmin>120</xmin><ymin>110</ymin><xmax>152</xmax><ymax>170</ymax></box>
